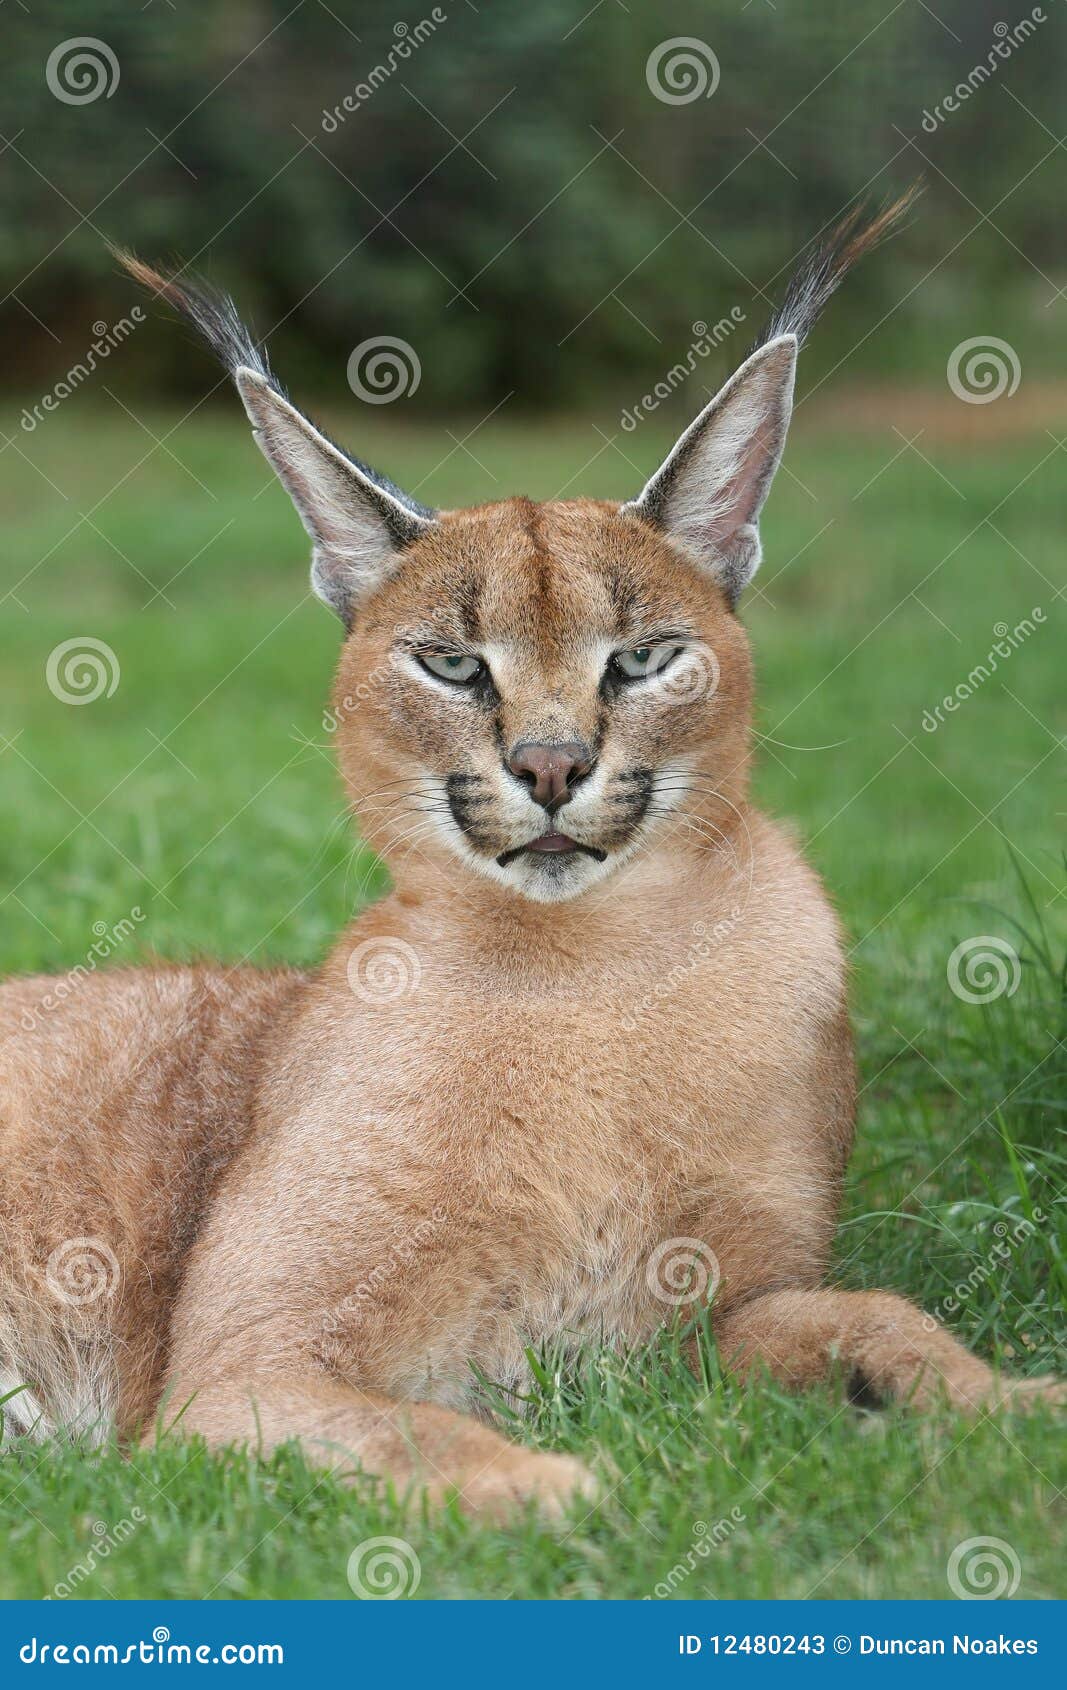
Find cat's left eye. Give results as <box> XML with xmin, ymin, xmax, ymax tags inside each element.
<box><xmin>610</xmin><ymin>642</ymin><xmax>684</xmax><ymax>681</ymax></box>
<box><xmin>418</xmin><ymin>651</ymin><xmax>485</xmax><ymax>685</ymax></box>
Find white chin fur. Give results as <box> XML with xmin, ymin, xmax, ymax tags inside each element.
<box><xmin>455</xmin><ymin>831</ymin><xmax>650</xmax><ymax>904</ymax></box>
<box><xmin>494</xmin><ymin>849</ymin><xmax>618</xmax><ymax>904</ymax></box>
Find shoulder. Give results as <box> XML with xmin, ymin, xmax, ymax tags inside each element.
<box><xmin>726</xmin><ymin>807</ymin><xmax>850</xmax><ymax>1014</ymax></box>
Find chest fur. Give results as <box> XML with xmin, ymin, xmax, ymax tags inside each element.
<box><xmin>403</xmin><ymin>1206</ymin><xmax>668</xmax><ymax>1414</ymax></box>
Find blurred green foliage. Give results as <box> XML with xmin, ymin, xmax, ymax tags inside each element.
<box><xmin>2</xmin><ymin>0</ymin><xmax>1064</xmax><ymax>407</ymax></box>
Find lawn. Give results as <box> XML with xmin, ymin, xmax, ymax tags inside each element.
<box><xmin>0</xmin><ymin>382</ymin><xmax>1064</xmax><ymax>1600</ymax></box>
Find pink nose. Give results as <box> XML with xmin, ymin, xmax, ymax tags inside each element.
<box><xmin>507</xmin><ymin>740</ymin><xmax>594</xmax><ymax>812</ymax></box>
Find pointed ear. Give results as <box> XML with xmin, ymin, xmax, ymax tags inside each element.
<box><xmin>623</xmin><ymin>334</ymin><xmax>797</xmax><ymax>604</ymax></box>
<box><xmin>112</xmin><ymin>250</ymin><xmax>434</xmax><ymax>625</ymax></box>
<box><xmin>234</xmin><ymin>369</ymin><xmax>434</xmax><ymax>622</ymax></box>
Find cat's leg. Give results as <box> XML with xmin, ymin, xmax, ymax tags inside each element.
<box><xmin>152</xmin><ymin>1370</ymin><xmax>597</xmax><ymax>1523</ymax></box>
<box><xmin>712</xmin><ymin>1286</ymin><xmax>1065</xmax><ymax>1412</ymax></box>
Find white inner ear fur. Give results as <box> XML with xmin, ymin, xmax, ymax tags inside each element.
<box><xmin>626</xmin><ymin>334</ymin><xmax>797</xmax><ymax>601</ymax></box>
<box><xmin>234</xmin><ymin>367</ymin><xmax>432</xmax><ymax>619</ymax></box>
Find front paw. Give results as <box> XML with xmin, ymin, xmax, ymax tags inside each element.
<box><xmin>446</xmin><ymin>1446</ymin><xmax>599</xmax><ymax>1526</ymax></box>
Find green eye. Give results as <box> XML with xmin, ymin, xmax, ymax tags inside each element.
<box><xmin>419</xmin><ymin>651</ymin><xmax>485</xmax><ymax>685</ymax></box>
<box><xmin>611</xmin><ymin>643</ymin><xmax>682</xmax><ymax>681</ymax></box>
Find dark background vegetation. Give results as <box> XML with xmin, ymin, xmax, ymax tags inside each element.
<box><xmin>2</xmin><ymin>0</ymin><xmax>1064</xmax><ymax>408</ymax></box>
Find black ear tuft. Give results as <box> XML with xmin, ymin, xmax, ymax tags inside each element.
<box><xmin>625</xmin><ymin>189</ymin><xmax>920</xmax><ymax>604</ymax></box>
<box><xmin>114</xmin><ymin>247</ymin><xmax>438</xmax><ymax>621</ymax></box>
<box><xmin>749</xmin><ymin>185</ymin><xmax>922</xmax><ymax>354</ymax></box>
<box><xmin>111</xmin><ymin>248</ymin><xmax>279</xmax><ymax>390</ymax></box>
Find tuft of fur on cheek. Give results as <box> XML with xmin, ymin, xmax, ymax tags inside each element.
<box><xmin>606</xmin><ymin>685</ymin><xmax>719</xmax><ymax>786</ymax></box>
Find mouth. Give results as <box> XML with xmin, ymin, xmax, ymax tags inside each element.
<box><xmin>496</xmin><ymin>831</ymin><xmax>608</xmax><ymax>868</ymax></box>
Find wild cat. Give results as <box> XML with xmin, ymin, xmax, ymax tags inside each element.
<box><xmin>0</xmin><ymin>197</ymin><xmax>1060</xmax><ymax>1519</ymax></box>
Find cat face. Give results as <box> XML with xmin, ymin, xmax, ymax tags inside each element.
<box><xmin>331</xmin><ymin>497</ymin><xmax>753</xmax><ymax>902</ymax></box>
<box><xmin>119</xmin><ymin>200</ymin><xmax>916</xmax><ymax>902</ymax></box>
<box><xmin>217</xmin><ymin>337</ymin><xmax>792</xmax><ymax>903</ymax></box>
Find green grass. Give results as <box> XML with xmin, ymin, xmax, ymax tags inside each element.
<box><xmin>0</xmin><ymin>388</ymin><xmax>1064</xmax><ymax>1600</ymax></box>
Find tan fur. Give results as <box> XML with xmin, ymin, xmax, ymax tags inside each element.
<box><xmin>1</xmin><ymin>493</ymin><xmax>1060</xmax><ymax>1519</ymax></box>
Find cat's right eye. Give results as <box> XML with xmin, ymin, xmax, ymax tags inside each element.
<box><xmin>609</xmin><ymin>642</ymin><xmax>685</xmax><ymax>682</ymax></box>
<box><xmin>418</xmin><ymin>651</ymin><xmax>486</xmax><ymax>685</ymax></box>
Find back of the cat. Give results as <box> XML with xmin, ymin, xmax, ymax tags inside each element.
<box><xmin>0</xmin><ymin>963</ymin><xmax>303</xmax><ymax>1441</ymax></box>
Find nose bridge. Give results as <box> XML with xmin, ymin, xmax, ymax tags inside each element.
<box><xmin>497</xmin><ymin>654</ymin><xmax>598</xmax><ymax>755</ymax></box>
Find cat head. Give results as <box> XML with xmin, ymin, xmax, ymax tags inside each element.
<box><xmin>119</xmin><ymin>194</ymin><xmax>914</xmax><ymax>905</ymax></box>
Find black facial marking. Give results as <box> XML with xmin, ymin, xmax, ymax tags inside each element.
<box><xmin>599</xmin><ymin>768</ymin><xmax>653</xmax><ymax>845</ymax></box>
<box><xmin>469</xmin><ymin>669</ymin><xmax>500</xmax><ymax>708</ymax></box>
<box><xmin>600</xmin><ymin>666</ymin><xmax>623</xmax><ymax>705</ymax></box>
<box><xmin>496</xmin><ymin>842</ymin><xmax>608</xmax><ymax>869</ymax></box>
<box><xmin>445</xmin><ymin>772</ymin><xmax>493</xmax><ymax>840</ymax></box>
